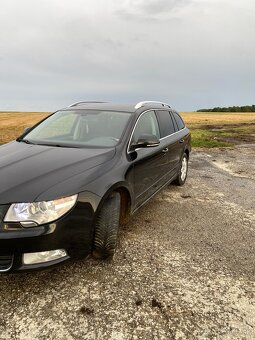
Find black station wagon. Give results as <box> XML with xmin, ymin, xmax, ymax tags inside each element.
<box><xmin>0</xmin><ymin>101</ymin><xmax>191</xmax><ymax>272</ymax></box>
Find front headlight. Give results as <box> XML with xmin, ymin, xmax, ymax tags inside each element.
<box><xmin>4</xmin><ymin>195</ymin><xmax>78</xmax><ymax>226</ymax></box>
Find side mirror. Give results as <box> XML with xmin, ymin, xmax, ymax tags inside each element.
<box><xmin>130</xmin><ymin>134</ymin><xmax>160</xmax><ymax>151</ymax></box>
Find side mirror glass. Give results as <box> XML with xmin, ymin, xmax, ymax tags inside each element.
<box><xmin>130</xmin><ymin>134</ymin><xmax>160</xmax><ymax>151</ymax></box>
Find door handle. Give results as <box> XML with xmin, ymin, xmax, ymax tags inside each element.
<box><xmin>179</xmin><ymin>139</ymin><xmax>184</xmax><ymax>144</ymax></box>
<box><xmin>162</xmin><ymin>147</ymin><xmax>168</xmax><ymax>153</ymax></box>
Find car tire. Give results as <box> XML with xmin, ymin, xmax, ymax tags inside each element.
<box><xmin>92</xmin><ymin>192</ymin><xmax>121</xmax><ymax>260</ymax></box>
<box><xmin>173</xmin><ymin>153</ymin><xmax>188</xmax><ymax>186</ymax></box>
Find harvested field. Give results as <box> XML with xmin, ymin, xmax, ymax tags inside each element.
<box><xmin>0</xmin><ymin>111</ymin><xmax>49</xmax><ymax>144</ymax></box>
<box><xmin>182</xmin><ymin>112</ymin><xmax>255</xmax><ymax>126</ymax></box>
<box><xmin>182</xmin><ymin>112</ymin><xmax>255</xmax><ymax>148</ymax></box>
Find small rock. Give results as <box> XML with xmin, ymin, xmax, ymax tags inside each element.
<box><xmin>151</xmin><ymin>298</ymin><xmax>162</xmax><ymax>308</ymax></box>
<box><xmin>79</xmin><ymin>306</ymin><xmax>94</xmax><ymax>315</ymax></box>
<box><xmin>135</xmin><ymin>299</ymin><xmax>143</xmax><ymax>306</ymax></box>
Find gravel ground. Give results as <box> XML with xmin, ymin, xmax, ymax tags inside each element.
<box><xmin>0</xmin><ymin>146</ymin><xmax>254</xmax><ymax>340</ymax></box>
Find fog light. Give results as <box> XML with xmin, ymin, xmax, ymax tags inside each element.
<box><xmin>23</xmin><ymin>249</ymin><xmax>67</xmax><ymax>265</ymax></box>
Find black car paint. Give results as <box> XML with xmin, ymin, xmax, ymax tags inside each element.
<box><xmin>0</xmin><ymin>103</ymin><xmax>191</xmax><ymax>272</ymax></box>
<box><xmin>0</xmin><ymin>195</ymin><xmax>97</xmax><ymax>271</ymax></box>
<box><xmin>0</xmin><ymin>141</ymin><xmax>116</xmax><ymax>203</ymax></box>
<box><xmin>129</xmin><ymin>127</ymin><xmax>189</xmax><ymax>209</ymax></box>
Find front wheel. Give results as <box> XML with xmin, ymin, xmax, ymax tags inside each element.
<box><xmin>173</xmin><ymin>153</ymin><xmax>188</xmax><ymax>186</ymax></box>
<box><xmin>92</xmin><ymin>192</ymin><xmax>121</xmax><ymax>260</ymax></box>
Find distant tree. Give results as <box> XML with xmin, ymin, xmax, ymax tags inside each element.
<box><xmin>244</xmin><ymin>106</ymin><xmax>252</xmax><ymax>112</ymax></box>
<box><xmin>197</xmin><ymin>105</ymin><xmax>255</xmax><ymax>112</ymax></box>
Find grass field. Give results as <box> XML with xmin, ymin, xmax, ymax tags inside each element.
<box><xmin>0</xmin><ymin>111</ymin><xmax>255</xmax><ymax>148</ymax></box>
<box><xmin>182</xmin><ymin>112</ymin><xmax>255</xmax><ymax>147</ymax></box>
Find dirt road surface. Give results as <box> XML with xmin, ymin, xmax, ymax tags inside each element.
<box><xmin>0</xmin><ymin>146</ymin><xmax>254</xmax><ymax>340</ymax></box>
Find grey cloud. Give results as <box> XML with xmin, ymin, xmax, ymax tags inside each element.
<box><xmin>129</xmin><ymin>0</ymin><xmax>191</xmax><ymax>14</ymax></box>
<box><xmin>114</xmin><ymin>0</ymin><xmax>192</xmax><ymax>19</ymax></box>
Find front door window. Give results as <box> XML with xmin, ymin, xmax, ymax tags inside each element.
<box><xmin>131</xmin><ymin>111</ymin><xmax>160</xmax><ymax>146</ymax></box>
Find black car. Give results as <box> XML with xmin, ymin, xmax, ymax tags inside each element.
<box><xmin>0</xmin><ymin>101</ymin><xmax>191</xmax><ymax>272</ymax></box>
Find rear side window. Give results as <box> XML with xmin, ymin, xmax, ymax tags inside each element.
<box><xmin>172</xmin><ymin>111</ymin><xmax>185</xmax><ymax>130</ymax></box>
<box><xmin>156</xmin><ymin>110</ymin><xmax>175</xmax><ymax>137</ymax></box>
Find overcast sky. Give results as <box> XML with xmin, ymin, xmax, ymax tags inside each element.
<box><xmin>0</xmin><ymin>0</ymin><xmax>254</xmax><ymax>111</ymax></box>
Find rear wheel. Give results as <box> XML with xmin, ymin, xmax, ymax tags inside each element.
<box><xmin>173</xmin><ymin>153</ymin><xmax>188</xmax><ymax>186</ymax></box>
<box><xmin>92</xmin><ymin>192</ymin><xmax>121</xmax><ymax>259</ymax></box>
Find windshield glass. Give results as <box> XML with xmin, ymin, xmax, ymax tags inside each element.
<box><xmin>22</xmin><ymin>110</ymin><xmax>131</xmax><ymax>148</ymax></box>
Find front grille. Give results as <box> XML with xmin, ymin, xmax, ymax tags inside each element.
<box><xmin>0</xmin><ymin>255</ymin><xmax>14</xmax><ymax>272</ymax></box>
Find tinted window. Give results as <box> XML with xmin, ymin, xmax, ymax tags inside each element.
<box><xmin>131</xmin><ymin>111</ymin><xmax>160</xmax><ymax>144</ymax></box>
<box><xmin>156</xmin><ymin>110</ymin><xmax>175</xmax><ymax>137</ymax></box>
<box><xmin>172</xmin><ymin>111</ymin><xmax>185</xmax><ymax>130</ymax></box>
<box><xmin>170</xmin><ymin>112</ymin><xmax>178</xmax><ymax>132</ymax></box>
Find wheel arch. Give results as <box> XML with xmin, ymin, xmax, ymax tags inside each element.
<box><xmin>95</xmin><ymin>183</ymin><xmax>133</xmax><ymax>226</ymax></box>
<box><xmin>184</xmin><ymin>147</ymin><xmax>190</xmax><ymax>159</ymax></box>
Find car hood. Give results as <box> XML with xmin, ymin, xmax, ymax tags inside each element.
<box><xmin>0</xmin><ymin>141</ymin><xmax>115</xmax><ymax>204</ymax></box>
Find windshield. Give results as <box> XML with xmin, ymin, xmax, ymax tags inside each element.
<box><xmin>21</xmin><ymin>110</ymin><xmax>131</xmax><ymax>148</ymax></box>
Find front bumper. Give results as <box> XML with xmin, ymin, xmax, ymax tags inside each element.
<box><xmin>0</xmin><ymin>198</ymin><xmax>96</xmax><ymax>272</ymax></box>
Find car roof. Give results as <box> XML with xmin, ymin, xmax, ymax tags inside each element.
<box><xmin>62</xmin><ymin>101</ymin><xmax>172</xmax><ymax>114</ymax></box>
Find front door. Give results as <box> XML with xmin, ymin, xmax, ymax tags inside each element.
<box><xmin>128</xmin><ymin>110</ymin><xmax>167</xmax><ymax>209</ymax></box>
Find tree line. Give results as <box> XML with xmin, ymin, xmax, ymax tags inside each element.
<box><xmin>197</xmin><ymin>105</ymin><xmax>255</xmax><ymax>112</ymax></box>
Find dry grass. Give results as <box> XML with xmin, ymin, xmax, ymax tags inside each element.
<box><xmin>182</xmin><ymin>112</ymin><xmax>255</xmax><ymax>128</ymax></box>
<box><xmin>0</xmin><ymin>111</ymin><xmax>49</xmax><ymax>144</ymax></box>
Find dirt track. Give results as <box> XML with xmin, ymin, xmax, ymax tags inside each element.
<box><xmin>0</xmin><ymin>146</ymin><xmax>254</xmax><ymax>339</ymax></box>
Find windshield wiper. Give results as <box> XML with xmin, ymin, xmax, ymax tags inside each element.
<box><xmin>35</xmin><ymin>142</ymin><xmax>80</xmax><ymax>148</ymax></box>
<box><xmin>17</xmin><ymin>138</ymin><xmax>35</xmax><ymax>145</ymax></box>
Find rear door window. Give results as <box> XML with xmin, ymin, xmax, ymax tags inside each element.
<box><xmin>156</xmin><ymin>110</ymin><xmax>175</xmax><ymax>138</ymax></box>
<box><xmin>172</xmin><ymin>111</ymin><xmax>185</xmax><ymax>130</ymax></box>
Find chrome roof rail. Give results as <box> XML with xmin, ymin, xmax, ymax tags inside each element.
<box><xmin>135</xmin><ymin>101</ymin><xmax>171</xmax><ymax>110</ymax></box>
<box><xmin>69</xmin><ymin>101</ymin><xmax>108</xmax><ymax>107</ymax></box>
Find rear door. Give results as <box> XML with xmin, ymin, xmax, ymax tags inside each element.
<box><xmin>155</xmin><ymin>110</ymin><xmax>181</xmax><ymax>179</ymax></box>
<box><xmin>170</xmin><ymin>110</ymin><xmax>189</xmax><ymax>163</ymax></box>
